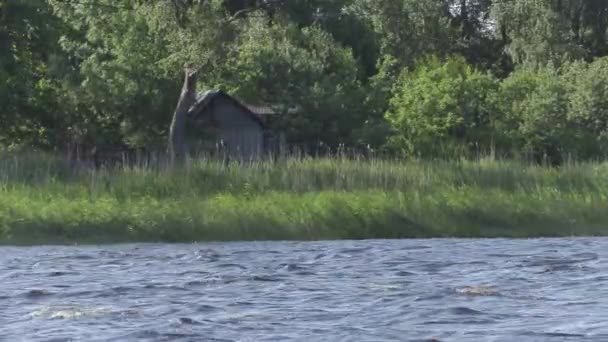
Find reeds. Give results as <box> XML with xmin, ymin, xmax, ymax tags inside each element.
<box><xmin>1</xmin><ymin>151</ymin><xmax>607</xmax><ymax>244</ymax></box>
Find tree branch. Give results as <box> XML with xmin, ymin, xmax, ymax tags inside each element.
<box><xmin>226</xmin><ymin>7</ymin><xmax>263</xmax><ymax>23</ymax></box>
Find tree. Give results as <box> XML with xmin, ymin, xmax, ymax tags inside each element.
<box><xmin>50</xmin><ymin>0</ymin><xmax>175</xmax><ymax>149</ymax></box>
<box><xmin>385</xmin><ymin>56</ymin><xmax>498</xmax><ymax>157</ymax></box>
<box><xmin>493</xmin><ymin>64</ymin><xmax>575</xmax><ymax>162</ymax></box>
<box><xmin>168</xmin><ymin>67</ymin><xmax>198</xmax><ymax>163</ymax></box>
<box><xmin>349</xmin><ymin>0</ymin><xmax>455</xmax><ymax>70</ymax></box>
<box><xmin>50</xmin><ymin>0</ymin><xmax>242</xmax><ymax>152</ymax></box>
<box><xmin>563</xmin><ymin>57</ymin><xmax>608</xmax><ymax>157</ymax></box>
<box><xmin>491</xmin><ymin>0</ymin><xmax>608</xmax><ymax>67</ymax></box>
<box><xmin>0</xmin><ymin>0</ymin><xmax>68</xmax><ymax>148</ymax></box>
<box><xmin>217</xmin><ymin>17</ymin><xmax>364</xmax><ymax>148</ymax></box>
<box><xmin>347</xmin><ymin>0</ymin><xmax>506</xmax><ymax>72</ymax></box>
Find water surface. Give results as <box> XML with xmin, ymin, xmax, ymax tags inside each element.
<box><xmin>1</xmin><ymin>238</ymin><xmax>607</xmax><ymax>341</ymax></box>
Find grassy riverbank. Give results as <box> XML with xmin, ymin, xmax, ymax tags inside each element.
<box><xmin>1</xmin><ymin>153</ymin><xmax>608</xmax><ymax>244</ymax></box>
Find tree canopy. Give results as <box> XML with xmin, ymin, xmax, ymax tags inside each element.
<box><xmin>2</xmin><ymin>0</ymin><xmax>608</xmax><ymax>162</ymax></box>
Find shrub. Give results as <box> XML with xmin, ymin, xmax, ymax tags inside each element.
<box><xmin>385</xmin><ymin>56</ymin><xmax>498</xmax><ymax>158</ymax></box>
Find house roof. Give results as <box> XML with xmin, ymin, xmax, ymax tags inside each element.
<box><xmin>187</xmin><ymin>90</ymin><xmax>266</xmax><ymax>127</ymax></box>
<box><xmin>246</xmin><ymin>103</ymin><xmax>302</xmax><ymax>115</ymax></box>
<box><xmin>243</xmin><ymin>103</ymin><xmax>278</xmax><ymax>115</ymax></box>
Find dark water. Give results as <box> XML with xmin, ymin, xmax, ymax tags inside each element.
<box><xmin>1</xmin><ymin>238</ymin><xmax>608</xmax><ymax>341</ymax></box>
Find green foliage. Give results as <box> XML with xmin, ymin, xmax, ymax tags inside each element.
<box><xmin>491</xmin><ymin>0</ymin><xmax>584</xmax><ymax>67</ymax></box>
<box><xmin>563</xmin><ymin>57</ymin><xmax>608</xmax><ymax>157</ymax></box>
<box><xmin>350</xmin><ymin>0</ymin><xmax>455</xmax><ymax>67</ymax></box>
<box><xmin>2</xmin><ymin>154</ymin><xmax>608</xmax><ymax>244</ymax></box>
<box><xmin>0</xmin><ymin>0</ymin><xmax>69</xmax><ymax>147</ymax></box>
<box><xmin>218</xmin><ymin>17</ymin><xmax>364</xmax><ymax>146</ymax></box>
<box><xmin>494</xmin><ymin>65</ymin><xmax>572</xmax><ymax>162</ymax></box>
<box><xmin>2</xmin><ymin>0</ymin><xmax>608</xmax><ymax>161</ymax></box>
<box><xmin>491</xmin><ymin>0</ymin><xmax>608</xmax><ymax>67</ymax></box>
<box><xmin>385</xmin><ymin>56</ymin><xmax>498</xmax><ymax>157</ymax></box>
<box><xmin>50</xmin><ymin>0</ymin><xmax>187</xmax><ymax>148</ymax></box>
<box><xmin>493</xmin><ymin>58</ymin><xmax>608</xmax><ymax>162</ymax></box>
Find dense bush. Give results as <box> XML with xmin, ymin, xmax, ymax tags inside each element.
<box><xmin>563</xmin><ymin>57</ymin><xmax>608</xmax><ymax>158</ymax></box>
<box><xmin>385</xmin><ymin>56</ymin><xmax>498</xmax><ymax>158</ymax></box>
<box><xmin>384</xmin><ymin>56</ymin><xmax>608</xmax><ymax>163</ymax></box>
<box><xmin>493</xmin><ymin>65</ymin><xmax>573</xmax><ymax>163</ymax></box>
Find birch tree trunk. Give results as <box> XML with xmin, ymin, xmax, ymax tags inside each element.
<box><xmin>168</xmin><ymin>68</ymin><xmax>198</xmax><ymax>164</ymax></box>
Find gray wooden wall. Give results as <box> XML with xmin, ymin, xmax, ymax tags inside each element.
<box><xmin>211</xmin><ymin>98</ymin><xmax>264</xmax><ymax>161</ymax></box>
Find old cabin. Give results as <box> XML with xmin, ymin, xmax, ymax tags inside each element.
<box><xmin>187</xmin><ymin>90</ymin><xmax>284</xmax><ymax>160</ymax></box>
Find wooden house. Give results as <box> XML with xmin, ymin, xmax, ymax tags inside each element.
<box><xmin>187</xmin><ymin>90</ymin><xmax>285</xmax><ymax>160</ymax></box>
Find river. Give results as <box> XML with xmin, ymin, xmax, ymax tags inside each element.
<box><xmin>1</xmin><ymin>238</ymin><xmax>607</xmax><ymax>341</ymax></box>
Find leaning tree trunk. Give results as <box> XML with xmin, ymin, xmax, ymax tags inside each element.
<box><xmin>168</xmin><ymin>68</ymin><xmax>198</xmax><ymax>165</ymax></box>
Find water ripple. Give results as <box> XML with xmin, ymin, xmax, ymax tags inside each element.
<box><xmin>1</xmin><ymin>238</ymin><xmax>607</xmax><ymax>340</ymax></box>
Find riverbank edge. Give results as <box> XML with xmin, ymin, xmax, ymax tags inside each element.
<box><xmin>1</xmin><ymin>190</ymin><xmax>607</xmax><ymax>245</ymax></box>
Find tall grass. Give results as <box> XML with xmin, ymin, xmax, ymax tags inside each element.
<box><xmin>1</xmin><ymin>152</ymin><xmax>608</xmax><ymax>244</ymax></box>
